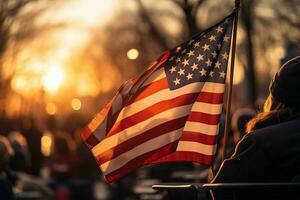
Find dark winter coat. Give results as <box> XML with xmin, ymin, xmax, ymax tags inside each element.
<box><xmin>211</xmin><ymin>116</ymin><xmax>300</xmax><ymax>200</ymax></box>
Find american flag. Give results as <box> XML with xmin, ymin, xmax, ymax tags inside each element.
<box><xmin>81</xmin><ymin>12</ymin><xmax>235</xmax><ymax>183</ymax></box>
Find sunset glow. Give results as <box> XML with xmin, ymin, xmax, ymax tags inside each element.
<box><xmin>43</xmin><ymin>65</ymin><xmax>64</xmax><ymax>93</ymax></box>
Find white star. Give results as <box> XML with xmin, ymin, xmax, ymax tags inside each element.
<box><xmin>194</xmin><ymin>42</ymin><xmax>200</xmax><ymax>47</ymax></box>
<box><xmin>191</xmin><ymin>63</ymin><xmax>198</xmax><ymax>71</ymax></box>
<box><xmin>223</xmin><ymin>35</ymin><xmax>230</xmax><ymax>43</ymax></box>
<box><xmin>186</xmin><ymin>73</ymin><xmax>193</xmax><ymax>80</ymax></box>
<box><xmin>211</xmin><ymin>51</ymin><xmax>217</xmax><ymax>58</ymax></box>
<box><xmin>178</xmin><ymin>68</ymin><xmax>185</xmax><ymax>76</ymax></box>
<box><xmin>219</xmin><ymin>71</ymin><xmax>226</xmax><ymax>79</ymax></box>
<box><xmin>182</xmin><ymin>59</ymin><xmax>189</xmax><ymax>67</ymax></box>
<box><xmin>176</xmin><ymin>58</ymin><xmax>181</xmax><ymax>63</ymax></box>
<box><xmin>221</xmin><ymin>52</ymin><xmax>229</xmax><ymax>60</ymax></box>
<box><xmin>173</xmin><ymin>78</ymin><xmax>181</xmax><ymax>85</ymax></box>
<box><xmin>217</xmin><ymin>43</ymin><xmax>222</xmax><ymax>50</ymax></box>
<box><xmin>202</xmin><ymin>44</ymin><xmax>210</xmax><ymax>51</ymax></box>
<box><xmin>216</xmin><ymin>26</ymin><xmax>223</xmax><ymax>33</ymax></box>
<box><xmin>215</xmin><ymin>61</ymin><xmax>222</xmax><ymax>68</ymax></box>
<box><xmin>209</xmin><ymin>71</ymin><xmax>214</xmax><ymax>77</ymax></box>
<box><xmin>169</xmin><ymin>66</ymin><xmax>176</xmax><ymax>73</ymax></box>
<box><xmin>205</xmin><ymin>59</ymin><xmax>212</xmax><ymax>67</ymax></box>
<box><xmin>199</xmin><ymin>68</ymin><xmax>207</xmax><ymax>76</ymax></box>
<box><xmin>182</xmin><ymin>49</ymin><xmax>187</xmax><ymax>54</ymax></box>
<box><xmin>208</xmin><ymin>35</ymin><xmax>217</xmax><ymax>42</ymax></box>
<box><xmin>187</xmin><ymin>50</ymin><xmax>194</xmax><ymax>57</ymax></box>
<box><xmin>196</xmin><ymin>54</ymin><xmax>204</xmax><ymax>61</ymax></box>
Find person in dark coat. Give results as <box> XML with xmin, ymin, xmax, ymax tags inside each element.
<box><xmin>0</xmin><ymin>136</ymin><xmax>15</xmax><ymax>200</ymax></box>
<box><xmin>211</xmin><ymin>56</ymin><xmax>300</xmax><ymax>200</ymax></box>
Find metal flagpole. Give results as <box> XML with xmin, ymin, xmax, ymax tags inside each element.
<box><xmin>221</xmin><ymin>0</ymin><xmax>241</xmax><ymax>161</ymax></box>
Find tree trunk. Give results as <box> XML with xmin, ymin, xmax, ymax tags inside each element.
<box><xmin>241</xmin><ymin>0</ymin><xmax>257</xmax><ymax>105</ymax></box>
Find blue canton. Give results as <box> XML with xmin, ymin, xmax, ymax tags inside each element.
<box><xmin>164</xmin><ymin>15</ymin><xmax>234</xmax><ymax>90</ymax></box>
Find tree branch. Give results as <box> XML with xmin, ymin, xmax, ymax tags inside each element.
<box><xmin>135</xmin><ymin>0</ymin><xmax>169</xmax><ymax>50</ymax></box>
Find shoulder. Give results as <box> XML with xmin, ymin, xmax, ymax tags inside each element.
<box><xmin>247</xmin><ymin>117</ymin><xmax>300</xmax><ymax>148</ymax></box>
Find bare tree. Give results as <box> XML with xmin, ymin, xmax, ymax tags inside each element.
<box><xmin>0</xmin><ymin>0</ymin><xmax>63</xmax><ymax>108</ymax></box>
<box><xmin>0</xmin><ymin>0</ymin><xmax>35</xmax><ymax>99</ymax></box>
<box><xmin>240</xmin><ymin>0</ymin><xmax>257</xmax><ymax>105</ymax></box>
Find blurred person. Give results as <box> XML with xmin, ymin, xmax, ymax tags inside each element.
<box><xmin>211</xmin><ymin>56</ymin><xmax>300</xmax><ymax>199</ymax></box>
<box><xmin>48</xmin><ymin>131</ymin><xmax>81</xmax><ymax>200</ymax></box>
<box><xmin>8</xmin><ymin>131</ymin><xmax>31</xmax><ymax>173</ymax></box>
<box><xmin>22</xmin><ymin>117</ymin><xmax>44</xmax><ymax>176</ymax></box>
<box><xmin>50</xmin><ymin>132</ymin><xmax>78</xmax><ymax>180</ymax></box>
<box><xmin>0</xmin><ymin>136</ymin><xmax>15</xmax><ymax>199</ymax></box>
<box><xmin>0</xmin><ymin>135</ymin><xmax>54</xmax><ymax>200</ymax></box>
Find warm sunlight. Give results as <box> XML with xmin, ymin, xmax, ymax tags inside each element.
<box><xmin>42</xmin><ymin>65</ymin><xmax>64</xmax><ymax>93</ymax></box>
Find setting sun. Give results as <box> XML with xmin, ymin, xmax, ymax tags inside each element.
<box><xmin>43</xmin><ymin>65</ymin><xmax>64</xmax><ymax>93</ymax></box>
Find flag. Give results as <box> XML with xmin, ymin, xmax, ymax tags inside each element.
<box><xmin>81</xmin><ymin>12</ymin><xmax>235</xmax><ymax>183</ymax></box>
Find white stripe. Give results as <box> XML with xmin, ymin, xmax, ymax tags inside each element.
<box><xmin>184</xmin><ymin>121</ymin><xmax>219</xmax><ymax>135</ymax></box>
<box><xmin>142</xmin><ymin>68</ymin><xmax>166</xmax><ymax>87</ymax></box>
<box><xmin>116</xmin><ymin>82</ymin><xmax>224</xmax><ymax>124</ymax></box>
<box><xmin>100</xmin><ymin>128</ymin><xmax>183</xmax><ymax>175</ymax></box>
<box><xmin>202</xmin><ymin>82</ymin><xmax>225</xmax><ymax>94</ymax></box>
<box><xmin>176</xmin><ymin>141</ymin><xmax>216</xmax><ymax>155</ymax></box>
<box><xmin>92</xmin><ymin>105</ymin><xmax>191</xmax><ymax>156</ymax></box>
<box><xmin>191</xmin><ymin>102</ymin><xmax>223</xmax><ymax>114</ymax></box>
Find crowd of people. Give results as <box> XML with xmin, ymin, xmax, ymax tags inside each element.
<box><xmin>0</xmin><ymin>104</ymin><xmax>257</xmax><ymax>200</ymax></box>
<box><xmin>0</xmin><ymin>123</ymin><xmax>109</xmax><ymax>200</ymax></box>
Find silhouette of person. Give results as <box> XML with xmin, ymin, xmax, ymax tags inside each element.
<box><xmin>211</xmin><ymin>56</ymin><xmax>300</xmax><ymax>200</ymax></box>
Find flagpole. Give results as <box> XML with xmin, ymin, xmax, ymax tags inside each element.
<box><xmin>221</xmin><ymin>0</ymin><xmax>240</xmax><ymax>161</ymax></box>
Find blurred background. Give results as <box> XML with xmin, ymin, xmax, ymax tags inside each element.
<box><xmin>0</xmin><ymin>0</ymin><xmax>299</xmax><ymax>199</ymax></box>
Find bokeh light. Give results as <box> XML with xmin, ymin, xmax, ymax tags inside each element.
<box><xmin>41</xmin><ymin>133</ymin><xmax>53</xmax><ymax>157</ymax></box>
<box><xmin>127</xmin><ymin>48</ymin><xmax>139</xmax><ymax>60</ymax></box>
<box><xmin>45</xmin><ymin>103</ymin><xmax>57</xmax><ymax>115</ymax></box>
<box><xmin>71</xmin><ymin>98</ymin><xmax>81</xmax><ymax>111</ymax></box>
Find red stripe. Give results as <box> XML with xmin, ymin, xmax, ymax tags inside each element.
<box><xmin>180</xmin><ymin>131</ymin><xmax>217</xmax><ymax>145</ymax></box>
<box><xmin>188</xmin><ymin>112</ymin><xmax>221</xmax><ymax>125</ymax></box>
<box><xmin>151</xmin><ymin>151</ymin><xmax>213</xmax><ymax>165</ymax></box>
<box><xmin>107</xmin><ymin>93</ymin><xmax>198</xmax><ymax>136</ymax></box>
<box><xmin>95</xmin><ymin>116</ymin><xmax>187</xmax><ymax>165</ymax></box>
<box><xmin>85</xmin><ymin>134</ymin><xmax>100</xmax><ymax>149</ymax></box>
<box><xmin>134</xmin><ymin>78</ymin><xmax>168</xmax><ymax>102</ymax></box>
<box><xmin>197</xmin><ymin>92</ymin><xmax>224</xmax><ymax>104</ymax></box>
<box><xmin>105</xmin><ymin>141</ymin><xmax>178</xmax><ymax>183</ymax></box>
<box><xmin>81</xmin><ymin>127</ymin><xmax>101</xmax><ymax>149</ymax></box>
<box><xmin>81</xmin><ymin>127</ymin><xmax>92</xmax><ymax>141</ymax></box>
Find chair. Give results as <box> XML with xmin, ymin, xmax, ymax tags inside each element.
<box><xmin>152</xmin><ymin>183</ymin><xmax>204</xmax><ymax>200</ymax></box>
<box><xmin>152</xmin><ymin>182</ymin><xmax>300</xmax><ymax>200</ymax></box>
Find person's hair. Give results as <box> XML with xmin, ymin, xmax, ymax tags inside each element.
<box><xmin>245</xmin><ymin>94</ymin><xmax>296</xmax><ymax>133</ymax></box>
